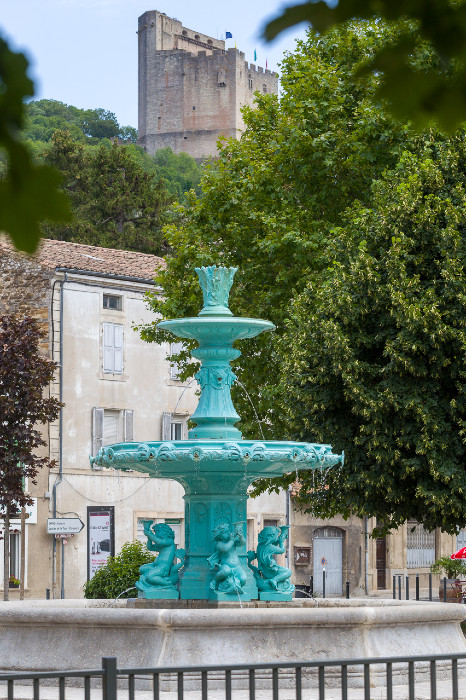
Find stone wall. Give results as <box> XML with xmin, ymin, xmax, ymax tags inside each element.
<box><xmin>138</xmin><ymin>11</ymin><xmax>278</xmax><ymax>159</ymax></box>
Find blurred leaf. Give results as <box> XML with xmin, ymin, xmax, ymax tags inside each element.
<box><xmin>0</xmin><ymin>36</ymin><xmax>71</xmax><ymax>253</ymax></box>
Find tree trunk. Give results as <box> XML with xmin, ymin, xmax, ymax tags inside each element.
<box><xmin>3</xmin><ymin>504</ymin><xmax>9</xmax><ymax>601</ymax></box>
<box><xmin>20</xmin><ymin>507</ymin><xmax>26</xmax><ymax>600</ymax></box>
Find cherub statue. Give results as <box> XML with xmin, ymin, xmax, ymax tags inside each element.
<box><xmin>247</xmin><ymin>525</ymin><xmax>294</xmax><ymax>595</ymax></box>
<box><xmin>207</xmin><ymin>522</ymin><xmax>248</xmax><ymax>595</ymax></box>
<box><xmin>135</xmin><ymin>522</ymin><xmax>185</xmax><ymax>595</ymax></box>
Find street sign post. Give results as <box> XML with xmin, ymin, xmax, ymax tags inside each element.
<box><xmin>47</xmin><ymin>518</ymin><xmax>84</xmax><ymax>534</ymax></box>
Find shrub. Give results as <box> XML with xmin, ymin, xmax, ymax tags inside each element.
<box><xmin>83</xmin><ymin>540</ymin><xmax>154</xmax><ymax>599</ymax></box>
<box><xmin>430</xmin><ymin>556</ymin><xmax>466</xmax><ymax>580</ymax></box>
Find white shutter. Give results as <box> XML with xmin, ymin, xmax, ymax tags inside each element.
<box><xmin>124</xmin><ymin>409</ymin><xmax>134</xmax><ymax>442</ymax></box>
<box><xmin>103</xmin><ymin>323</ymin><xmax>115</xmax><ymax>372</ymax></box>
<box><xmin>114</xmin><ymin>324</ymin><xmax>124</xmax><ymax>373</ymax></box>
<box><xmin>162</xmin><ymin>412</ymin><xmax>172</xmax><ymax>441</ymax></box>
<box><xmin>103</xmin><ymin>411</ymin><xmax>119</xmax><ymax>445</ymax></box>
<box><xmin>92</xmin><ymin>407</ymin><xmax>104</xmax><ymax>456</ymax></box>
<box><xmin>102</xmin><ymin>323</ymin><xmax>124</xmax><ymax>374</ymax></box>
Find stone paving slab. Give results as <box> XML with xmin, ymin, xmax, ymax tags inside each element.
<box><xmin>1</xmin><ymin>680</ymin><xmax>465</xmax><ymax>700</ymax></box>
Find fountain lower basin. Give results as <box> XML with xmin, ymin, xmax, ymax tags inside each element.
<box><xmin>0</xmin><ymin>599</ymin><xmax>464</xmax><ymax>689</ymax></box>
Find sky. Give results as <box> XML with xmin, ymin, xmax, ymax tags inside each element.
<box><xmin>2</xmin><ymin>0</ymin><xmax>309</xmax><ymax>129</ymax></box>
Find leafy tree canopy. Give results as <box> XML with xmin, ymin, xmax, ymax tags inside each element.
<box><xmin>0</xmin><ymin>38</ymin><xmax>70</xmax><ymax>253</ymax></box>
<box><xmin>41</xmin><ymin>131</ymin><xmax>172</xmax><ymax>255</ymax></box>
<box><xmin>24</xmin><ymin>99</ymin><xmax>137</xmax><ymax>144</ymax></box>
<box><xmin>269</xmin><ymin>137</ymin><xmax>466</xmax><ymax>535</ymax></box>
<box><xmin>264</xmin><ymin>0</ymin><xmax>466</xmax><ymax>131</ymax></box>
<box><xmin>141</xmin><ymin>20</ymin><xmax>466</xmax><ymax>534</ymax></box>
<box><xmin>141</xmin><ymin>21</ymin><xmax>413</xmax><ymax>434</ymax></box>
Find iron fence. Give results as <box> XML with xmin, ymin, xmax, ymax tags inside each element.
<box><xmin>0</xmin><ymin>653</ymin><xmax>465</xmax><ymax>700</ymax></box>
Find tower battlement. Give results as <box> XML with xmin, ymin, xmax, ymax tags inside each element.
<box><xmin>138</xmin><ymin>11</ymin><xmax>278</xmax><ymax>159</ymax></box>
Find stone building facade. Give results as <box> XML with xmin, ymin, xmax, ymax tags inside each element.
<box><xmin>137</xmin><ymin>10</ymin><xmax>278</xmax><ymax>159</ymax></box>
<box><xmin>0</xmin><ymin>238</ymin><xmax>286</xmax><ymax>599</ymax></box>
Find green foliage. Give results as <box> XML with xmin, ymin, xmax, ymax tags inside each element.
<box><xmin>430</xmin><ymin>556</ymin><xmax>466</xmax><ymax>579</ymax></box>
<box><xmin>42</xmin><ymin>131</ymin><xmax>171</xmax><ymax>255</ymax></box>
<box><xmin>270</xmin><ymin>136</ymin><xmax>466</xmax><ymax>534</ymax></box>
<box><xmin>83</xmin><ymin>541</ymin><xmax>154</xmax><ymax>599</ymax></box>
<box><xmin>24</xmin><ymin>99</ymin><xmax>137</xmax><ymax>144</ymax></box>
<box><xmin>0</xmin><ymin>38</ymin><xmax>70</xmax><ymax>253</ymax></box>
<box><xmin>264</xmin><ymin>0</ymin><xmax>466</xmax><ymax>131</ymax></box>
<box><xmin>141</xmin><ymin>21</ymin><xmax>466</xmax><ymax>534</ymax></box>
<box><xmin>0</xmin><ymin>315</ymin><xmax>61</xmax><ymax>510</ymax></box>
<box><xmin>140</xmin><ymin>21</ymin><xmax>412</xmax><ymax>437</ymax></box>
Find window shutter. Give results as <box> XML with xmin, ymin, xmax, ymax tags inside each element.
<box><xmin>103</xmin><ymin>323</ymin><xmax>124</xmax><ymax>373</ymax></box>
<box><xmin>103</xmin><ymin>323</ymin><xmax>115</xmax><ymax>372</ymax></box>
<box><xmin>162</xmin><ymin>412</ymin><xmax>172</xmax><ymax>441</ymax></box>
<box><xmin>92</xmin><ymin>408</ymin><xmax>104</xmax><ymax>456</ymax></box>
<box><xmin>124</xmin><ymin>409</ymin><xmax>134</xmax><ymax>442</ymax></box>
<box><xmin>103</xmin><ymin>411</ymin><xmax>119</xmax><ymax>445</ymax></box>
<box><xmin>114</xmin><ymin>324</ymin><xmax>124</xmax><ymax>373</ymax></box>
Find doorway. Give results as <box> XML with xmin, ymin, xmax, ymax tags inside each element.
<box><xmin>376</xmin><ymin>537</ymin><xmax>387</xmax><ymax>589</ymax></box>
<box><xmin>313</xmin><ymin>527</ymin><xmax>343</xmax><ymax>595</ymax></box>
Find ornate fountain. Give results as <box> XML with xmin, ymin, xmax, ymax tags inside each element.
<box><xmin>91</xmin><ymin>266</ymin><xmax>344</xmax><ymax>601</ymax></box>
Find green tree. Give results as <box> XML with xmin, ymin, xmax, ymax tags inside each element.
<box><xmin>42</xmin><ymin>132</ymin><xmax>171</xmax><ymax>255</ymax></box>
<box><xmin>270</xmin><ymin>137</ymin><xmax>466</xmax><ymax>534</ymax></box>
<box><xmin>24</xmin><ymin>99</ymin><xmax>137</xmax><ymax>144</ymax></box>
<box><xmin>0</xmin><ymin>38</ymin><xmax>70</xmax><ymax>253</ymax></box>
<box><xmin>264</xmin><ymin>0</ymin><xmax>466</xmax><ymax>131</ymax></box>
<box><xmin>84</xmin><ymin>541</ymin><xmax>154</xmax><ymax>599</ymax></box>
<box><xmin>140</xmin><ymin>21</ymin><xmax>412</xmax><ymax>437</ymax></box>
<box><xmin>0</xmin><ymin>316</ymin><xmax>61</xmax><ymax>599</ymax></box>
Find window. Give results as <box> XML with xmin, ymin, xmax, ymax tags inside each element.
<box><xmin>248</xmin><ymin>76</ymin><xmax>253</xmax><ymax>90</ymax></box>
<box><xmin>264</xmin><ymin>519</ymin><xmax>278</xmax><ymax>528</ymax></box>
<box><xmin>9</xmin><ymin>532</ymin><xmax>20</xmax><ymax>583</ymax></box>
<box><xmin>103</xmin><ymin>323</ymin><xmax>123</xmax><ymax>373</ymax></box>
<box><xmin>263</xmin><ymin>84</ymin><xmax>267</xmax><ymax>93</ymax></box>
<box><xmin>407</xmin><ymin>522</ymin><xmax>435</xmax><ymax>568</ymax></box>
<box><xmin>171</xmin><ymin>422</ymin><xmax>183</xmax><ymax>441</ymax></box>
<box><xmin>162</xmin><ymin>412</ymin><xmax>187</xmax><ymax>441</ymax></box>
<box><xmin>137</xmin><ymin>518</ymin><xmax>181</xmax><ymax>546</ymax></box>
<box><xmin>92</xmin><ymin>408</ymin><xmax>133</xmax><ymax>456</ymax></box>
<box><xmin>170</xmin><ymin>342</ymin><xmax>183</xmax><ymax>380</ymax></box>
<box><xmin>103</xmin><ymin>294</ymin><xmax>122</xmax><ymax>311</ymax></box>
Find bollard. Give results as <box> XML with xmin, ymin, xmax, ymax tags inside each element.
<box><xmin>398</xmin><ymin>575</ymin><xmax>402</xmax><ymax>600</ymax></box>
<box><xmin>323</xmin><ymin>569</ymin><xmax>326</xmax><ymax>599</ymax></box>
<box><xmin>429</xmin><ymin>573</ymin><xmax>432</xmax><ymax>601</ymax></box>
<box><xmin>405</xmin><ymin>575</ymin><xmax>409</xmax><ymax>600</ymax></box>
<box><xmin>443</xmin><ymin>577</ymin><xmax>447</xmax><ymax>603</ymax></box>
<box><xmin>309</xmin><ymin>575</ymin><xmax>313</xmax><ymax>597</ymax></box>
<box><xmin>393</xmin><ymin>575</ymin><xmax>396</xmax><ymax>599</ymax></box>
<box><xmin>416</xmin><ymin>573</ymin><xmax>419</xmax><ymax>601</ymax></box>
<box><xmin>346</xmin><ymin>581</ymin><xmax>350</xmax><ymax>599</ymax></box>
<box><xmin>45</xmin><ymin>588</ymin><xmax>50</xmax><ymax>600</ymax></box>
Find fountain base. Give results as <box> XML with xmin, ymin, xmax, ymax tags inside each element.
<box><xmin>1</xmin><ymin>598</ymin><xmax>464</xmax><ymax>690</ymax></box>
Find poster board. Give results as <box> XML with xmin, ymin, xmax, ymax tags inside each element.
<box><xmin>87</xmin><ymin>506</ymin><xmax>115</xmax><ymax>580</ymax></box>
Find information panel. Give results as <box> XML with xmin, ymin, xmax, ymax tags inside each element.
<box><xmin>87</xmin><ymin>506</ymin><xmax>114</xmax><ymax>579</ymax></box>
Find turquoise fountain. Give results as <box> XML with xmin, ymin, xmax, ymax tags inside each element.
<box><xmin>91</xmin><ymin>266</ymin><xmax>344</xmax><ymax>602</ymax></box>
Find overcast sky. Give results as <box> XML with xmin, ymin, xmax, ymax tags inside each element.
<box><xmin>2</xmin><ymin>0</ymin><xmax>308</xmax><ymax>129</ymax></box>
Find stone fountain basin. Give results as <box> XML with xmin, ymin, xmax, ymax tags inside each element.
<box><xmin>93</xmin><ymin>440</ymin><xmax>342</xmax><ymax>478</ymax></box>
<box><xmin>0</xmin><ymin>599</ymin><xmax>464</xmax><ymax>689</ymax></box>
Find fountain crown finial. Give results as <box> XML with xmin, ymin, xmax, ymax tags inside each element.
<box><xmin>195</xmin><ymin>265</ymin><xmax>237</xmax><ymax>316</ymax></box>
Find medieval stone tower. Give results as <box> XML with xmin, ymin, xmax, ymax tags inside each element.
<box><xmin>137</xmin><ymin>11</ymin><xmax>278</xmax><ymax>159</ymax></box>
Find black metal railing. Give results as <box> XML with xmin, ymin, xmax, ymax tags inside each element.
<box><xmin>1</xmin><ymin>652</ymin><xmax>465</xmax><ymax>700</ymax></box>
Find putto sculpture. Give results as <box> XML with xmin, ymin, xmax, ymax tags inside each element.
<box><xmin>208</xmin><ymin>523</ymin><xmax>248</xmax><ymax>595</ymax></box>
<box><xmin>247</xmin><ymin>525</ymin><xmax>294</xmax><ymax>601</ymax></box>
<box><xmin>135</xmin><ymin>522</ymin><xmax>185</xmax><ymax>599</ymax></box>
<box><xmin>91</xmin><ymin>265</ymin><xmax>344</xmax><ymax>600</ymax></box>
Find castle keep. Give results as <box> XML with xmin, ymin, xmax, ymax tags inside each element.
<box><xmin>137</xmin><ymin>11</ymin><xmax>278</xmax><ymax>159</ymax></box>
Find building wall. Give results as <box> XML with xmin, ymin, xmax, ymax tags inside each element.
<box><xmin>138</xmin><ymin>11</ymin><xmax>278</xmax><ymax>159</ymax></box>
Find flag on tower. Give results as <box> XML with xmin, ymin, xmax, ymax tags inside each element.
<box><xmin>254</xmin><ymin>49</ymin><xmax>257</xmax><ymax>61</ymax></box>
<box><xmin>225</xmin><ymin>31</ymin><xmax>232</xmax><ymax>39</ymax></box>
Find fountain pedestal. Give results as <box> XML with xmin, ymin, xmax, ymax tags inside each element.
<box><xmin>91</xmin><ymin>266</ymin><xmax>344</xmax><ymax>600</ymax></box>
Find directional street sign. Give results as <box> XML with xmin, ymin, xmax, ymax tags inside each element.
<box><xmin>47</xmin><ymin>518</ymin><xmax>84</xmax><ymax>534</ymax></box>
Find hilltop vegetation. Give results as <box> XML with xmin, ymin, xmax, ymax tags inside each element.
<box><xmin>0</xmin><ymin>99</ymin><xmax>203</xmax><ymax>254</ymax></box>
